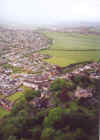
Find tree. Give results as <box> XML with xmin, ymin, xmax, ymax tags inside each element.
<box><xmin>8</xmin><ymin>136</ymin><xmax>17</xmax><ymax>140</ymax></box>
<box><xmin>25</xmin><ymin>89</ymin><xmax>41</xmax><ymax>102</ymax></box>
<box><xmin>50</xmin><ymin>79</ymin><xmax>66</xmax><ymax>91</ymax></box>
<box><xmin>41</xmin><ymin>127</ymin><xmax>55</xmax><ymax>140</ymax></box>
<box><xmin>43</xmin><ymin>107</ymin><xmax>63</xmax><ymax>127</ymax></box>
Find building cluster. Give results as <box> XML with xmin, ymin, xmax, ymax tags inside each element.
<box><xmin>0</xmin><ymin>68</ymin><xmax>22</xmax><ymax>96</ymax></box>
<box><xmin>62</xmin><ymin>62</ymin><xmax>100</xmax><ymax>99</ymax></box>
<box><xmin>0</xmin><ymin>27</ymin><xmax>100</xmax><ymax>111</ymax></box>
<box><xmin>0</xmin><ymin>27</ymin><xmax>50</xmax><ymax>51</ymax></box>
<box><xmin>0</xmin><ymin>27</ymin><xmax>60</xmax><ymax>110</ymax></box>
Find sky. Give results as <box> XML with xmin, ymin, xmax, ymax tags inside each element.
<box><xmin>0</xmin><ymin>0</ymin><xmax>100</xmax><ymax>25</ymax></box>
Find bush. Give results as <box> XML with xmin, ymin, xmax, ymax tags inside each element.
<box><xmin>74</xmin><ymin>75</ymin><xmax>82</xmax><ymax>83</ymax></box>
<box><xmin>25</xmin><ymin>89</ymin><xmax>41</xmax><ymax>101</ymax></box>
<box><xmin>11</xmin><ymin>99</ymin><xmax>26</xmax><ymax>114</ymax></box>
<box><xmin>50</xmin><ymin>79</ymin><xmax>66</xmax><ymax>91</ymax></box>
<box><xmin>43</xmin><ymin>107</ymin><xmax>63</xmax><ymax>127</ymax></box>
<box><xmin>65</xmin><ymin>80</ymin><xmax>75</xmax><ymax>90</ymax></box>
<box><xmin>31</xmin><ymin>126</ymin><xmax>41</xmax><ymax>139</ymax></box>
<box><xmin>41</xmin><ymin>127</ymin><xmax>55</xmax><ymax>140</ymax></box>
<box><xmin>69</xmin><ymin>101</ymin><xmax>79</xmax><ymax>112</ymax></box>
<box><xmin>8</xmin><ymin>136</ymin><xmax>17</xmax><ymax>140</ymax></box>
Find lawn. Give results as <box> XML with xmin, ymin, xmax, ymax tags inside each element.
<box><xmin>0</xmin><ymin>106</ymin><xmax>9</xmax><ymax>118</ymax></box>
<box><xmin>7</xmin><ymin>92</ymin><xmax>24</xmax><ymax>102</ymax></box>
<box><xmin>40</xmin><ymin>32</ymin><xmax>100</xmax><ymax>67</ymax></box>
<box><xmin>7</xmin><ymin>86</ymin><xmax>32</xmax><ymax>102</ymax></box>
<box><xmin>0</xmin><ymin>89</ymin><xmax>26</xmax><ymax>118</ymax></box>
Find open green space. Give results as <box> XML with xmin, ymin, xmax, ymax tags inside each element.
<box><xmin>0</xmin><ymin>87</ymin><xmax>31</xmax><ymax>118</ymax></box>
<box><xmin>40</xmin><ymin>32</ymin><xmax>100</xmax><ymax>66</ymax></box>
<box><xmin>41</xmin><ymin>50</ymin><xmax>100</xmax><ymax>66</ymax></box>
<box><xmin>7</xmin><ymin>86</ymin><xmax>32</xmax><ymax>102</ymax></box>
<box><xmin>7</xmin><ymin>92</ymin><xmax>24</xmax><ymax>102</ymax></box>
<box><xmin>0</xmin><ymin>106</ymin><xmax>9</xmax><ymax>118</ymax></box>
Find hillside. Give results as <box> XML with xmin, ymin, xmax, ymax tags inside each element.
<box><xmin>0</xmin><ymin>61</ymin><xmax>99</xmax><ymax>140</ymax></box>
<box><xmin>0</xmin><ymin>27</ymin><xmax>99</xmax><ymax>140</ymax></box>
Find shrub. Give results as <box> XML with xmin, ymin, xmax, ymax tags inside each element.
<box><xmin>41</xmin><ymin>127</ymin><xmax>55</xmax><ymax>140</ymax></box>
<box><xmin>50</xmin><ymin>79</ymin><xmax>66</xmax><ymax>91</ymax></box>
<box><xmin>65</xmin><ymin>80</ymin><xmax>75</xmax><ymax>90</ymax></box>
<box><xmin>8</xmin><ymin>136</ymin><xmax>17</xmax><ymax>140</ymax></box>
<box><xmin>31</xmin><ymin>126</ymin><xmax>41</xmax><ymax>139</ymax></box>
<box><xmin>43</xmin><ymin>107</ymin><xmax>63</xmax><ymax>127</ymax></box>
<box><xmin>69</xmin><ymin>101</ymin><xmax>79</xmax><ymax>112</ymax></box>
<box><xmin>59</xmin><ymin>89</ymin><xmax>73</xmax><ymax>102</ymax></box>
<box><xmin>25</xmin><ymin>89</ymin><xmax>41</xmax><ymax>101</ymax></box>
<box><xmin>74</xmin><ymin>75</ymin><xmax>82</xmax><ymax>83</ymax></box>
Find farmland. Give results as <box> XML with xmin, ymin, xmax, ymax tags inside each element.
<box><xmin>40</xmin><ymin>31</ymin><xmax>100</xmax><ymax>66</ymax></box>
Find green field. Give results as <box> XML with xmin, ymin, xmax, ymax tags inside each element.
<box><xmin>0</xmin><ymin>92</ymin><xmax>24</xmax><ymax>118</ymax></box>
<box><xmin>0</xmin><ymin>106</ymin><xmax>9</xmax><ymax>118</ymax></box>
<box><xmin>7</xmin><ymin>92</ymin><xmax>24</xmax><ymax>102</ymax></box>
<box><xmin>7</xmin><ymin>86</ymin><xmax>32</xmax><ymax>102</ymax></box>
<box><xmin>0</xmin><ymin>87</ymin><xmax>29</xmax><ymax>118</ymax></box>
<box><xmin>40</xmin><ymin>32</ymin><xmax>100</xmax><ymax>66</ymax></box>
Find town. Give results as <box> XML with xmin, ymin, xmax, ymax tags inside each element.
<box><xmin>0</xmin><ymin>27</ymin><xmax>61</xmax><ymax>110</ymax></box>
<box><xmin>0</xmin><ymin>27</ymin><xmax>100</xmax><ymax>112</ymax></box>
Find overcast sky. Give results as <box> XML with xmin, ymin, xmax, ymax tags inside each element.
<box><xmin>0</xmin><ymin>0</ymin><xmax>100</xmax><ymax>25</ymax></box>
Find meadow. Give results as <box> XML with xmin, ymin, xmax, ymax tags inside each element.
<box><xmin>40</xmin><ymin>31</ymin><xmax>100</xmax><ymax>66</ymax></box>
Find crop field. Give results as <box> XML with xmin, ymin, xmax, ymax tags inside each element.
<box><xmin>40</xmin><ymin>32</ymin><xmax>100</xmax><ymax>66</ymax></box>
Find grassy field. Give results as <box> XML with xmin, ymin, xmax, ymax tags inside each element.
<box><xmin>0</xmin><ymin>87</ymin><xmax>30</xmax><ymax>118</ymax></box>
<box><xmin>0</xmin><ymin>92</ymin><xmax>24</xmax><ymax>118</ymax></box>
<box><xmin>40</xmin><ymin>32</ymin><xmax>100</xmax><ymax>66</ymax></box>
<box><xmin>7</xmin><ymin>92</ymin><xmax>24</xmax><ymax>102</ymax></box>
<box><xmin>7</xmin><ymin>86</ymin><xmax>31</xmax><ymax>102</ymax></box>
<box><xmin>0</xmin><ymin>106</ymin><xmax>9</xmax><ymax>118</ymax></box>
